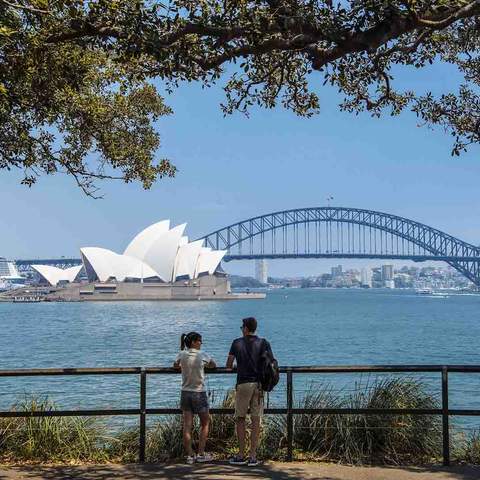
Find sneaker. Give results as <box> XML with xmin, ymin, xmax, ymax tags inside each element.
<box><xmin>196</xmin><ymin>452</ymin><xmax>213</xmax><ymax>463</ymax></box>
<box><xmin>229</xmin><ymin>455</ymin><xmax>247</xmax><ymax>465</ymax></box>
<box><xmin>186</xmin><ymin>455</ymin><xmax>196</xmax><ymax>464</ymax></box>
<box><xmin>247</xmin><ymin>457</ymin><xmax>259</xmax><ymax>467</ymax></box>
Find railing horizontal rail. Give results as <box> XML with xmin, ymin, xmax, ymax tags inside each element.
<box><xmin>4</xmin><ymin>364</ymin><xmax>480</xmax><ymax>376</ymax></box>
<box><xmin>0</xmin><ymin>367</ymin><xmax>141</xmax><ymax>377</ymax></box>
<box><xmin>0</xmin><ymin>409</ymin><xmax>140</xmax><ymax>417</ymax></box>
<box><xmin>1</xmin><ymin>364</ymin><xmax>479</xmax><ymax>466</ymax></box>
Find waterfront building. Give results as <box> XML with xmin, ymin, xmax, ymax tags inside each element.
<box><xmin>382</xmin><ymin>264</ymin><xmax>394</xmax><ymax>281</ymax></box>
<box><xmin>384</xmin><ymin>279</ymin><xmax>395</xmax><ymax>289</ymax></box>
<box><xmin>255</xmin><ymin>259</ymin><xmax>268</xmax><ymax>284</ymax></box>
<box><xmin>25</xmin><ymin>220</ymin><xmax>227</xmax><ymax>291</ymax></box>
<box><xmin>81</xmin><ymin>219</ymin><xmax>226</xmax><ymax>284</ymax></box>
<box><xmin>360</xmin><ymin>268</ymin><xmax>373</xmax><ymax>288</ymax></box>
<box><xmin>18</xmin><ymin>220</ymin><xmax>237</xmax><ymax>301</ymax></box>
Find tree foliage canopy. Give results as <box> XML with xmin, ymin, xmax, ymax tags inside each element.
<box><xmin>2</xmin><ymin>0</ymin><xmax>480</xmax><ymax>195</ymax></box>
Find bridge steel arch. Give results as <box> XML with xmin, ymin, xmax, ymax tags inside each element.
<box><xmin>201</xmin><ymin>207</ymin><xmax>480</xmax><ymax>286</ymax></box>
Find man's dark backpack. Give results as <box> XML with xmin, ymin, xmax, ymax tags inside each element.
<box><xmin>259</xmin><ymin>340</ymin><xmax>280</xmax><ymax>392</ymax></box>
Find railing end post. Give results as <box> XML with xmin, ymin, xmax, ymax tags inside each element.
<box><xmin>286</xmin><ymin>368</ymin><xmax>293</xmax><ymax>462</ymax></box>
<box><xmin>442</xmin><ymin>366</ymin><xmax>450</xmax><ymax>467</ymax></box>
<box><xmin>139</xmin><ymin>367</ymin><xmax>147</xmax><ymax>463</ymax></box>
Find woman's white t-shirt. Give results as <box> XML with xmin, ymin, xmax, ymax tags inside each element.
<box><xmin>176</xmin><ymin>349</ymin><xmax>212</xmax><ymax>392</ymax></box>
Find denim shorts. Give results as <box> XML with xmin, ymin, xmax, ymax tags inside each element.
<box><xmin>180</xmin><ymin>391</ymin><xmax>209</xmax><ymax>414</ymax></box>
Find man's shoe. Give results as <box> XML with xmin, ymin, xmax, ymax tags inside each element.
<box><xmin>229</xmin><ymin>455</ymin><xmax>247</xmax><ymax>465</ymax></box>
<box><xmin>247</xmin><ymin>457</ymin><xmax>259</xmax><ymax>466</ymax></box>
<box><xmin>196</xmin><ymin>453</ymin><xmax>213</xmax><ymax>463</ymax></box>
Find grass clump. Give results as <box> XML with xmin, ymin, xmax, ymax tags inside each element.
<box><xmin>0</xmin><ymin>397</ymin><xmax>108</xmax><ymax>462</ymax></box>
<box><xmin>453</xmin><ymin>430</ymin><xmax>480</xmax><ymax>464</ymax></box>
<box><xmin>110</xmin><ymin>390</ymin><xmax>237</xmax><ymax>462</ymax></box>
<box><xmin>260</xmin><ymin>377</ymin><xmax>441</xmax><ymax>464</ymax></box>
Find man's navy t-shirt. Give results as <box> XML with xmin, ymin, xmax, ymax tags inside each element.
<box><xmin>229</xmin><ymin>335</ymin><xmax>273</xmax><ymax>384</ymax></box>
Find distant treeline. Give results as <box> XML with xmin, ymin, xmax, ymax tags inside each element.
<box><xmin>229</xmin><ymin>275</ymin><xmax>266</xmax><ymax>288</ymax></box>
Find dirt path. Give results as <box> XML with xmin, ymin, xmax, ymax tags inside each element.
<box><xmin>1</xmin><ymin>462</ymin><xmax>479</xmax><ymax>480</ymax></box>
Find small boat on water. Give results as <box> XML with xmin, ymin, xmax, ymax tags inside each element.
<box><xmin>415</xmin><ymin>288</ymin><xmax>449</xmax><ymax>298</ymax></box>
<box><xmin>12</xmin><ymin>296</ymin><xmax>43</xmax><ymax>303</ymax></box>
<box><xmin>416</xmin><ymin>288</ymin><xmax>433</xmax><ymax>295</ymax></box>
<box><xmin>430</xmin><ymin>292</ymin><xmax>449</xmax><ymax>298</ymax></box>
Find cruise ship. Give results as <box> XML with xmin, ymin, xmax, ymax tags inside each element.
<box><xmin>0</xmin><ymin>258</ymin><xmax>24</xmax><ymax>290</ymax></box>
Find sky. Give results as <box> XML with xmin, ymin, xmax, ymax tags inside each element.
<box><xmin>1</xmin><ymin>60</ymin><xmax>479</xmax><ymax>277</ymax></box>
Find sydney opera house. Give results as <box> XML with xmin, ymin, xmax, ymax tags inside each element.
<box><xmin>31</xmin><ymin>220</ymin><xmax>231</xmax><ymax>301</ymax></box>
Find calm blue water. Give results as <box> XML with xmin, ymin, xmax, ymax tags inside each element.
<box><xmin>1</xmin><ymin>289</ymin><xmax>479</xmax><ymax>429</ymax></box>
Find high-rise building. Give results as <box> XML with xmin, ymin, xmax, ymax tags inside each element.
<box><xmin>331</xmin><ymin>265</ymin><xmax>343</xmax><ymax>278</ymax></box>
<box><xmin>381</xmin><ymin>264</ymin><xmax>394</xmax><ymax>281</ymax></box>
<box><xmin>255</xmin><ymin>259</ymin><xmax>268</xmax><ymax>284</ymax></box>
<box><xmin>360</xmin><ymin>268</ymin><xmax>372</xmax><ymax>288</ymax></box>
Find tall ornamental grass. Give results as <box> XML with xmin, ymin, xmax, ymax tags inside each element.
<box><xmin>261</xmin><ymin>377</ymin><xmax>442</xmax><ymax>464</ymax></box>
<box><xmin>109</xmin><ymin>390</ymin><xmax>237</xmax><ymax>462</ymax></box>
<box><xmin>0</xmin><ymin>397</ymin><xmax>107</xmax><ymax>462</ymax></box>
<box><xmin>453</xmin><ymin>430</ymin><xmax>480</xmax><ymax>464</ymax></box>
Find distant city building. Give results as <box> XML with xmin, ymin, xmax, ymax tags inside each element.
<box><xmin>382</xmin><ymin>264</ymin><xmax>394</xmax><ymax>281</ymax></box>
<box><xmin>384</xmin><ymin>279</ymin><xmax>395</xmax><ymax>289</ymax></box>
<box><xmin>361</xmin><ymin>268</ymin><xmax>373</xmax><ymax>288</ymax></box>
<box><xmin>255</xmin><ymin>259</ymin><xmax>268</xmax><ymax>284</ymax></box>
<box><xmin>274</xmin><ymin>262</ymin><xmax>474</xmax><ymax>291</ymax></box>
<box><xmin>331</xmin><ymin>265</ymin><xmax>343</xmax><ymax>278</ymax></box>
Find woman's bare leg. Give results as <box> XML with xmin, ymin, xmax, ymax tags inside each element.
<box><xmin>182</xmin><ymin>411</ymin><xmax>194</xmax><ymax>456</ymax></box>
<box><xmin>198</xmin><ymin>411</ymin><xmax>210</xmax><ymax>455</ymax></box>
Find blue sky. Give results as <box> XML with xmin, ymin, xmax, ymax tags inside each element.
<box><xmin>1</xmin><ymin>60</ymin><xmax>479</xmax><ymax>277</ymax></box>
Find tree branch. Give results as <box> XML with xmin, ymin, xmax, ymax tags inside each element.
<box><xmin>0</xmin><ymin>0</ymin><xmax>50</xmax><ymax>15</ymax></box>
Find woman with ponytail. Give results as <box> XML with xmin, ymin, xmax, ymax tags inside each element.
<box><xmin>173</xmin><ymin>331</ymin><xmax>216</xmax><ymax>464</ymax></box>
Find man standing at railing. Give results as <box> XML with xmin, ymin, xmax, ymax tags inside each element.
<box><xmin>226</xmin><ymin>316</ymin><xmax>274</xmax><ymax>467</ymax></box>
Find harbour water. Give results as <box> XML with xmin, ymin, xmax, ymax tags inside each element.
<box><xmin>1</xmin><ymin>288</ymin><xmax>479</xmax><ymax>430</ymax></box>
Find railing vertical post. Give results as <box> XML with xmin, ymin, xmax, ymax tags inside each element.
<box><xmin>139</xmin><ymin>367</ymin><xmax>147</xmax><ymax>463</ymax></box>
<box><xmin>442</xmin><ymin>366</ymin><xmax>450</xmax><ymax>467</ymax></box>
<box><xmin>286</xmin><ymin>368</ymin><xmax>293</xmax><ymax>462</ymax></box>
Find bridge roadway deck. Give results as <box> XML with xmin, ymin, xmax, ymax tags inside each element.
<box><xmin>1</xmin><ymin>462</ymin><xmax>479</xmax><ymax>480</ymax></box>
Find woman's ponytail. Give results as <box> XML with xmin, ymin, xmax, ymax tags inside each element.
<box><xmin>180</xmin><ymin>331</ymin><xmax>202</xmax><ymax>350</ymax></box>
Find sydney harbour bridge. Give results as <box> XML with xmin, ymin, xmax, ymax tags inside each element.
<box><xmin>15</xmin><ymin>207</ymin><xmax>480</xmax><ymax>286</ymax></box>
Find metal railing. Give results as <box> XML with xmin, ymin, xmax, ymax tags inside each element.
<box><xmin>1</xmin><ymin>364</ymin><xmax>480</xmax><ymax>466</ymax></box>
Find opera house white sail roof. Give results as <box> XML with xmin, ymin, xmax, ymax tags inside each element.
<box><xmin>79</xmin><ymin>220</ymin><xmax>226</xmax><ymax>284</ymax></box>
<box><xmin>129</xmin><ymin>223</ymin><xmax>186</xmax><ymax>282</ymax></box>
<box><xmin>32</xmin><ymin>264</ymin><xmax>83</xmax><ymax>286</ymax></box>
<box><xmin>80</xmin><ymin>247</ymin><xmax>160</xmax><ymax>283</ymax></box>
<box><xmin>174</xmin><ymin>239</ymin><xmax>204</xmax><ymax>280</ymax></box>
<box><xmin>124</xmin><ymin>220</ymin><xmax>170</xmax><ymax>260</ymax></box>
